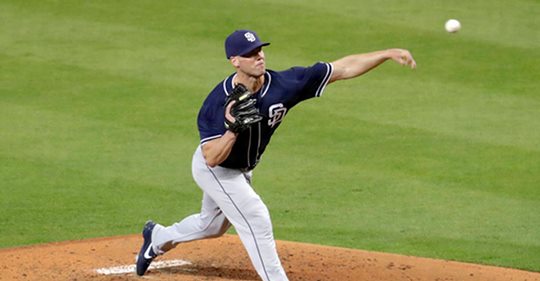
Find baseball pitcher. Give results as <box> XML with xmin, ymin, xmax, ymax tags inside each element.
<box><xmin>136</xmin><ymin>29</ymin><xmax>416</xmax><ymax>281</ymax></box>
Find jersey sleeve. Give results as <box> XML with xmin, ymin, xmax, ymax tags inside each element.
<box><xmin>197</xmin><ymin>89</ymin><xmax>227</xmax><ymax>145</ymax></box>
<box><xmin>285</xmin><ymin>62</ymin><xmax>334</xmax><ymax>102</ymax></box>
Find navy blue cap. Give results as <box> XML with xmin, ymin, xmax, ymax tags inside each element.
<box><xmin>225</xmin><ymin>30</ymin><xmax>270</xmax><ymax>59</ymax></box>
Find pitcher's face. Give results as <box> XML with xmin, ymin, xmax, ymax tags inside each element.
<box><xmin>233</xmin><ymin>47</ymin><xmax>266</xmax><ymax>78</ymax></box>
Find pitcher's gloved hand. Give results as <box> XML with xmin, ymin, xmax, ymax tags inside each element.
<box><xmin>224</xmin><ymin>83</ymin><xmax>263</xmax><ymax>133</ymax></box>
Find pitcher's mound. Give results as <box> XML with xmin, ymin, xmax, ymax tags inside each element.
<box><xmin>1</xmin><ymin>234</ymin><xmax>538</xmax><ymax>281</ymax></box>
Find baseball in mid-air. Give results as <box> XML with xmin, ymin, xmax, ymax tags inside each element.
<box><xmin>445</xmin><ymin>19</ymin><xmax>461</xmax><ymax>33</ymax></box>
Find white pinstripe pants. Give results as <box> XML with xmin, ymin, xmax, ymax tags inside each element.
<box><xmin>151</xmin><ymin>146</ymin><xmax>288</xmax><ymax>281</ymax></box>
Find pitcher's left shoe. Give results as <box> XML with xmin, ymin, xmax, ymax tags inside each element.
<box><xmin>135</xmin><ymin>220</ymin><xmax>157</xmax><ymax>276</ymax></box>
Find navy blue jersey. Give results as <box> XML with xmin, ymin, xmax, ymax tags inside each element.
<box><xmin>197</xmin><ymin>62</ymin><xmax>333</xmax><ymax>170</ymax></box>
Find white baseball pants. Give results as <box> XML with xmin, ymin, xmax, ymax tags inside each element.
<box><xmin>151</xmin><ymin>145</ymin><xmax>288</xmax><ymax>281</ymax></box>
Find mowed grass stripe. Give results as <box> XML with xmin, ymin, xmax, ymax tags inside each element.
<box><xmin>0</xmin><ymin>2</ymin><xmax>226</xmax><ymax>87</ymax></box>
<box><xmin>0</xmin><ymin>53</ymin><xmax>201</xmax><ymax>136</ymax></box>
<box><xmin>326</xmin><ymin>77</ymin><xmax>540</xmax><ymax>152</ymax></box>
<box><xmin>0</xmin><ymin>154</ymin><xmax>201</xmax><ymax>246</ymax></box>
<box><xmin>258</xmin><ymin>0</ymin><xmax>540</xmax><ymax>49</ymax></box>
<box><xmin>2</xmin><ymin>0</ymin><xmax>537</xmax><ymax>97</ymax></box>
<box><xmin>266</xmin><ymin>110</ymin><xmax>540</xmax><ymax>199</ymax></box>
<box><xmin>0</xmin><ymin>101</ymin><xmax>196</xmax><ymax>188</ymax></box>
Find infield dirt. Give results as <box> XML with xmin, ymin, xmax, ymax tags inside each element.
<box><xmin>1</xmin><ymin>234</ymin><xmax>539</xmax><ymax>281</ymax></box>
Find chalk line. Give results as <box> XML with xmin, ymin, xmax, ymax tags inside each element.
<box><xmin>96</xmin><ymin>259</ymin><xmax>192</xmax><ymax>275</ymax></box>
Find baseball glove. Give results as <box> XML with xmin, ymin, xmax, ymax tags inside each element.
<box><xmin>224</xmin><ymin>83</ymin><xmax>263</xmax><ymax>133</ymax></box>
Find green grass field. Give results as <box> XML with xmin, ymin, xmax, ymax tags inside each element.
<box><xmin>1</xmin><ymin>0</ymin><xmax>539</xmax><ymax>273</ymax></box>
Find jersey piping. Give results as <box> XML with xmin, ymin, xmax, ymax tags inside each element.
<box><xmin>201</xmin><ymin>135</ymin><xmax>222</xmax><ymax>145</ymax></box>
<box><xmin>316</xmin><ymin>62</ymin><xmax>334</xmax><ymax>97</ymax></box>
<box><xmin>247</xmin><ymin>126</ymin><xmax>252</xmax><ymax>168</ymax></box>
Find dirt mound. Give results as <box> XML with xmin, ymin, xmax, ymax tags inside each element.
<box><xmin>1</xmin><ymin>234</ymin><xmax>538</xmax><ymax>281</ymax></box>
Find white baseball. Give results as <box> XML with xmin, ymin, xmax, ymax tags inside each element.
<box><xmin>445</xmin><ymin>19</ymin><xmax>461</xmax><ymax>33</ymax></box>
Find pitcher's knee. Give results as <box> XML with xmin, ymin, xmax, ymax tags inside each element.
<box><xmin>206</xmin><ymin>220</ymin><xmax>231</xmax><ymax>238</ymax></box>
<box><xmin>202</xmin><ymin>216</ymin><xmax>231</xmax><ymax>238</ymax></box>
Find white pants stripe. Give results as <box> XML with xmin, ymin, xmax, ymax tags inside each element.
<box><xmin>151</xmin><ymin>146</ymin><xmax>288</xmax><ymax>281</ymax></box>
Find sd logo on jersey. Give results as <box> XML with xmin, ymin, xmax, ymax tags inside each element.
<box><xmin>268</xmin><ymin>103</ymin><xmax>287</xmax><ymax>128</ymax></box>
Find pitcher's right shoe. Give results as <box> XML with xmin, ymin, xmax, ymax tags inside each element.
<box><xmin>136</xmin><ymin>220</ymin><xmax>157</xmax><ymax>276</ymax></box>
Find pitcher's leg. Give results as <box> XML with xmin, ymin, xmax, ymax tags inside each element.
<box><xmin>151</xmin><ymin>193</ymin><xmax>231</xmax><ymax>254</ymax></box>
<box><xmin>231</xmin><ymin>193</ymin><xmax>288</xmax><ymax>281</ymax></box>
<box><xmin>200</xmin><ymin>166</ymin><xmax>288</xmax><ymax>281</ymax></box>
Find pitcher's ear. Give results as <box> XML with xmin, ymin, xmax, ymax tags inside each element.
<box><xmin>230</xmin><ymin>56</ymin><xmax>240</xmax><ymax>68</ymax></box>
